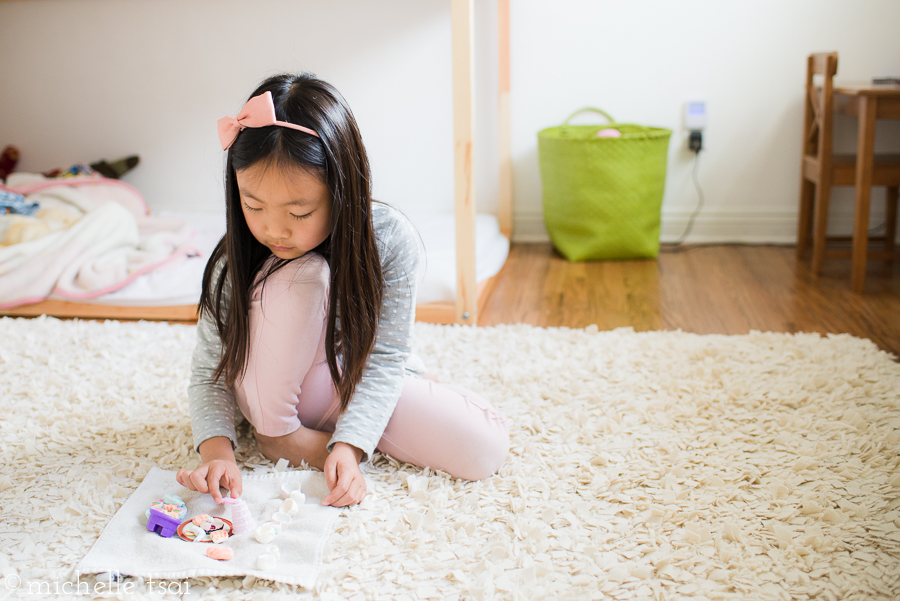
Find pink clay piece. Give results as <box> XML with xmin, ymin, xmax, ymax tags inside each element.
<box><xmin>206</xmin><ymin>546</ymin><xmax>234</xmax><ymax>561</ymax></box>
<box><xmin>229</xmin><ymin>498</ymin><xmax>257</xmax><ymax>534</ymax></box>
<box><xmin>210</xmin><ymin>530</ymin><xmax>229</xmax><ymax>544</ymax></box>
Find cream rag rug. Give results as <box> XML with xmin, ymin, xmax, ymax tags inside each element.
<box><xmin>0</xmin><ymin>317</ymin><xmax>898</xmax><ymax>600</ymax></box>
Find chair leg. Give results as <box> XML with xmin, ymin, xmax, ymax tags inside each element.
<box><xmin>886</xmin><ymin>186</ymin><xmax>898</xmax><ymax>254</ymax></box>
<box><xmin>811</xmin><ymin>178</ymin><xmax>832</xmax><ymax>274</ymax></box>
<box><xmin>797</xmin><ymin>177</ymin><xmax>815</xmax><ymax>259</ymax></box>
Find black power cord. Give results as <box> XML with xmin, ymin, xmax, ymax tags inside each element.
<box><xmin>665</xmin><ymin>133</ymin><xmax>886</xmax><ymax>250</ymax></box>
<box><xmin>669</xmin><ymin>138</ymin><xmax>705</xmax><ymax>248</ymax></box>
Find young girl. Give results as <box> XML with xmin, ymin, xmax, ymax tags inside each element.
<box><xmin>176</xmin><ymin>73</ymin><xmax>509</xmax><ymax>507</ymax></box>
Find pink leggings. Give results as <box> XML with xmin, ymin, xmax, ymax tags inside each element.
<box><xmin>233</xmin><ymin>254</ymin><xmax>509</xmax><ymax>481</ymax></box>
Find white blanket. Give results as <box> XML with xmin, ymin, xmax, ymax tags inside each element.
<box><xmin>0</xmin><ymin>175</ymin><xmax>197</xmax><ymax>308</ymax></box>
<box><xmin>76</xmin><ymin>467</ymin><xmax>342</xmax><ymax>588</ymax></box>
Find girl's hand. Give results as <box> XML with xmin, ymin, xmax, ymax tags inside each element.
<box><xmin>176</xmin><ymin>437</ymin><xmax>243</xmax><ymax>504</ymax></box>
<box><xmin>322</xmin><ymin>442</ymin><xmax>367</xmax><ymax>507</ymax></box>
<box><xmin>176</xmin><ymin>460</ymin><xmax>242</xmax><ymax>504</ymax></box>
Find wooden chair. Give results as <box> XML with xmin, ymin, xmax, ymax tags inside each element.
<box><xmin>796</xmin><ymin>52</ymin><xmax>900</xmax><ymax>275</ymax></box>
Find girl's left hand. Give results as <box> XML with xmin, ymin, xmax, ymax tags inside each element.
<box><xmin>322</xmin><ymin>442</ymin><xmax>367</xmax><ymax>507</ymax></box>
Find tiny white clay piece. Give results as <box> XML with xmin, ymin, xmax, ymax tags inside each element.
<box><xmin>257</xmin><ymin>553</ymin><xmax>277</xmax><ymax>571</ymax></box>
<box><xmin>280</xmin><ymin>482</ymin><xmax>301</xmax><ymax>500</ymax></box>
<box><xmin>289</xmin><ymin>490</ymin><xmax>306</xmax><ymax>505</ymax></box>
<box><xmin>271</xmin><ymin>511</ymin><xmax>291</xmax><ymax>528</ymax></box>
<box><xmin>265</xmin><ymin>544</ymin><xmax>280</xmax><ymax>560</ymax></box>
<box><xmin>183</xmin><ymin>523</ymin><xmax>206</xmax><ymax>541</ymax></box>
<box><xmin>274</xmin><ymin>458</ymin><xmax>289</xmax><ymax>472</ymax></box>
<box><xmin>280</xmin><ymin>498</ymin><xmax>299</xmax><ymax>517</ymax></box>
<box><xmin>254</xmin><ymin>523</ymin><xmax>276</xmax><ymax>544</ymax></box>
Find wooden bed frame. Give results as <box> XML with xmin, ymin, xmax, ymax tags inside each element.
<box><xmin>0</xmin><ymin>0</ymin><xmax>513</xmax><ymax>327</ymax></box>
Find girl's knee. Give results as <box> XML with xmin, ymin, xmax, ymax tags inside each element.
<box><xmin>453</xmin><ymin>418</ymin><xmax>510</xmax><ymax>481</ymax></box>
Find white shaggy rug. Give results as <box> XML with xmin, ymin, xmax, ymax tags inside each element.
<box><xmin>1</xmin><ymin>317</ymin><xmax>899</xmax><ymax>600</ymax></box>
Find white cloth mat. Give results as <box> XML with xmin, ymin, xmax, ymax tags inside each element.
<box><xmin>76</xmin><ymin>467</ymin><xmax>341</xmax><ymax>588</ymax></box>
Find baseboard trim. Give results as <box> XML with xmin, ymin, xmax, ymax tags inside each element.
<box><xmin>512</xmin><ymin>210</ymin><xmax>895</xmax><ymax>245</ymax></box>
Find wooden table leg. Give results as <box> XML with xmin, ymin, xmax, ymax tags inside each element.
<box><xmin>886</xmin><ymin>186</ymin><xmax>898</xmax><ymax>255</ymax></box>
<box><xmin>851</xmin><ymin>96</ymin><xmax>877</xmax><ymax>293</ymax></box>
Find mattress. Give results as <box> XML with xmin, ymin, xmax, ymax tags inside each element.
<box><xmin>52</xmin><ymin>210</ymin><xmax>509</xmax><ymax>307</ymax></box>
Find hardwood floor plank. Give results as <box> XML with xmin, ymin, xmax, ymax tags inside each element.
<box><xmin>479</xmin><ymin>243</ymin><xmax>900</xmax><ymax>359</ymax></box>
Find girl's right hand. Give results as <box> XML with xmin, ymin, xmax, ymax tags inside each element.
<box><xmin>176</xmin><ymin>460</ymin><xmax>243</xmax><ymax>504</ymax></box>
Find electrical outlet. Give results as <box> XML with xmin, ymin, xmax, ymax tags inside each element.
<box><xmin>684</xmin><ymin>101</ymin><xmax>706</xmax><ymax>153</ymax></box>
<box><xmin>684</xmin><ymin>101</ymin><xmax>707</xmax><ymax>131</ymax></box>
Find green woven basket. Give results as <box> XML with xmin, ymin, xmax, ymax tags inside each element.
<box><xmin>538</xmin><ymin>108</ymin><xmax>672</xmax><ymax>260</ymax></box>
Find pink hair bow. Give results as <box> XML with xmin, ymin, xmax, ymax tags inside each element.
<box><xmin>217</xmin><ymin>91</ymin><xmax>319</xmax><ymax>150</ymax></box>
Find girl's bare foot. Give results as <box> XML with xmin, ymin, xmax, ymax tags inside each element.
<box><xmin>254</xmin><ymin>425</ymin><xmax>331</xmax><ymax>470</ymax></box>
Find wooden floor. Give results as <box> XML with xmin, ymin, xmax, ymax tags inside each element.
<box><xmin>479</xmin><ymin>243</ymin><xmax>900</xmax><ymax>359</ymax></box>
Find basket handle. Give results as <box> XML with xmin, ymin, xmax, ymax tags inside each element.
<box><xmin>563</xmin><ymin>107</ymin><xmax>616</xmax><ymax>126</ymax></box>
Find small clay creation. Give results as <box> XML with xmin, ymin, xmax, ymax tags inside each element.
<box><xmin>177</xmin><ymin>517</ymin><xmax>233</xmax><ymax>543</ymax></box>
<box><xmin>206</xmin><ymin>546</ymin><xmax>234</xmax><ymax>561</ymax></box>
<box><xmin>264</xmin><ymin>544</ymin><xmax>280</xmax><ymax>560</ymax></box>
<box><xmin>280</xmin><ymin>482</ymin><xmax>301</xmax><ymax>500</ymax></box>
<box><xmin>271</xmin><ymin>511</ymin><xmax>291</xmax><ymax>528</ymax></box>
<box><xmin>145</xmin><ymin>494</ymin><xmax>187</xmax><ymax>538</ymax></box>
<box><xmin>183</xmin><ymin>523</ymin><xmax>206</xmax><ymax>541</ymax></box>
<box><xmin>191</xmin><ymin>514</ymin><xmax>212</xmax><ymax>526</ymax></box>
<box><xmin>290</xmin><ymin>490</ymin><xmax>306</xmax><ymax>505</ymax></box>
<box><xmin>222</xmin><ymin>497</ymin><xmax>257</xmax><ymax>534</ymax></box>
<box><xmin>257</xmin><ymin>552</ymin><xmax>277</xmax><ymax>571</ymax></box>
<box><xmin>210</xmin><ymin>530</ymin><xmax>229</xmax><ymax>544</ymax></box>
<box><xmin>255</xmin><ymin>523</ymin><xmax>277</xmax><ymax>544</ymax></box>
<box><xmin>280</xmin><ymin>498</ymin><xmax>300</xmax><ymax>517</ymax></box>
<box><xmin>147</xmin><ymin>495</ymin><xmax>187</xmax><ymax>519</ymax></box>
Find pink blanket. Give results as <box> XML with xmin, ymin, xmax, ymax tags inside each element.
<box><xmin>0</xmin><ymin>175</ymin><xmax>198</xmax><ymax>309</ymax></box>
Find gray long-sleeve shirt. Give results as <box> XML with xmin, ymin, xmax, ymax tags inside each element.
<box><xmin>188</xmin><ymin>202</ymin><xmax>420</xmax><ymax>463</ymax></box>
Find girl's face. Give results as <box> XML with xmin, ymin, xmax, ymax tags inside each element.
<box><xmin>235</xmin><ymin>161</ymin><xmax>332</xmax><ymax>260</ymax></box>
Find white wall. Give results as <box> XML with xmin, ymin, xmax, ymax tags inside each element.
<box><xmin>1</xmin><ymin>0</ymin><xmax>899</xmax><ymax>243</ymax></box>
<box><xmin>511</xmin><ymin>0</ymin><xmax>900</xmax><ymax>242</ymax></box>
<box><xmin>0</xmin><ymin>0</ymin><xmax>472</xmax><ymax>215</ymax></box>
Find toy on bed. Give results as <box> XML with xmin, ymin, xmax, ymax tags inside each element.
<box><xmin>144</xmin><ymin>494</ymin><xmax>187</xmax><ymax>538</ymax></box>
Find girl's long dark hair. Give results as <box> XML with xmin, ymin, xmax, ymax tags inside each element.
<box><xmin>199</xmin><ymin>73</ymin><xmax>383</xmax><ymax>413</ymax></box>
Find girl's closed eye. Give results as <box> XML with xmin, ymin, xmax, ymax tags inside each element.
<box><xmin>243</xmin><ymin>201</ymin><xmax>261</xmax><ymax>212</ymax></box>
<box><xmin>291</xmin><ymin>211</ymin><xmax>313</xmax><ymax>221</ymax></box>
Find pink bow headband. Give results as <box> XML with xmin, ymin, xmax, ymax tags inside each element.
<box><xmin>217</xmin><ymin>91</ymin><xmax>319</xmax><ymax>150</ymax></box>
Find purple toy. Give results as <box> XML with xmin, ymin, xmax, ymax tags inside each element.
<box><xmin>145</xmin><ymin>494</ymin><xmax>187</xmax><ymax>538</ymax></box>
<box><xmin>146</xmin><ymin>508</ymin><xmax>181</xmax><ymax>537</ymax></box>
